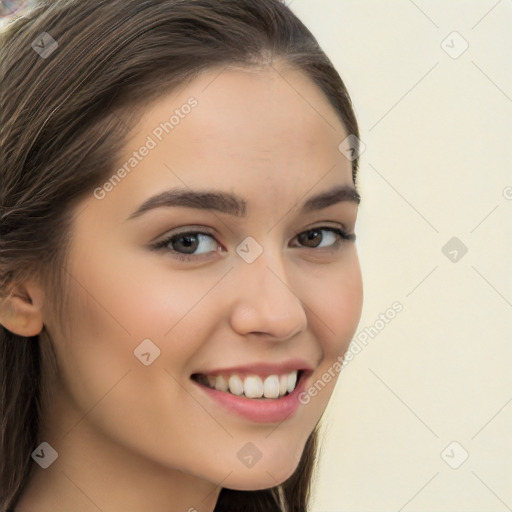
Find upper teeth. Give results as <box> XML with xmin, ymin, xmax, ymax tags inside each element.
<box><xmin>198</xmin><ymin>371</ymin><xmax>298</xmax><ymax>399</ymax></box>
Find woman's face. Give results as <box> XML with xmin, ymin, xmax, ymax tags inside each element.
<box><xmin>45</xmin><ymin>62</ymin><xmax>363</xmax><ymax>494</ymax></box>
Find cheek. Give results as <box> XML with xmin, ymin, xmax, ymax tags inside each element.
<box><xmin>55</xmin><ymin>253</ymin><xmax>231</xmax><ymax>436</ymax></box>
<box><xmin>305</xmin><ymin>253</ymin><xmax>363</xmax><ymax>357</ymax></box>
<box><xmin>49</xmin><ymin>268</ymin><xmax>220</xmax><ymax>465</ymax></box>
<box><xmin>290</xmin><ymin>254</ymin><xmax>362</xmax><ymax>411</ymax></box>
<box><xmin>67</xmin><ymin>245</ymin><xmax>226</xmax><ymax>343</ymax></box>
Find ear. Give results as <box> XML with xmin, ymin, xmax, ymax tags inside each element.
<box><xmin>0</xmin><ymin>281</ymin><xmax>45</xmax><ymax>337</ymax></box>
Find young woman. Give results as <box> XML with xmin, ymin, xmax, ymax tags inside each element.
<box><xmin>0</xmin><ymin>1</ymin><xmax>363</xmax><ymax>510</ymax></box>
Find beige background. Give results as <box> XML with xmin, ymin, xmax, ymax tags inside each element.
<box><xmin>2</xmin><ymin>1</ymin><xmax>511</xmax><ymax>511</ymax></box>
<box><xmin>287</xmin><ymin>1</ymin><xmax>512</xmax><ymax>511</ymax></box>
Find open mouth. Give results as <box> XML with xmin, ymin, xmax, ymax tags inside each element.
<box><xmin>191</xmin><ymin>370</ymin><xmax>305</xmax><ymax>400</ymax></box>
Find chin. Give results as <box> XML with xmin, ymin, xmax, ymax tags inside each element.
<box><xmin>219</xmin><ymin>456</ymin><xmax>301</xmax><ymax>491</ymax></box>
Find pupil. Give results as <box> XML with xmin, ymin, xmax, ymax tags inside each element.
<box><xmin>176</xmin><ymin>234</ymin><xmax>198</xmax><ymax>253</ymax></box>
<box><xmin>299</xmin><ymin>230</ymin><xmax>321</xmax><ymax>247</ymax></box>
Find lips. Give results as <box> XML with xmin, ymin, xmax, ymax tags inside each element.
<box><xmin>191</xmin><ymin>368</ymin><xmax>312</xmax><ymax>423</ymax></box>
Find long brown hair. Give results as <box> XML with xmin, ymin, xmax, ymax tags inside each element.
<box><xmin>0</xmin><ymin>1</ymin><xmax>360</xmax><ymax>510</ymax></box>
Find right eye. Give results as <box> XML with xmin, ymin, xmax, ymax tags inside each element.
<box><xmin>152</xmin><ymin>231</ymin><xmax>221</xmax><ymax>261</ymax></box>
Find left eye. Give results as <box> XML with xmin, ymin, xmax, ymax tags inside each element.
<box><xmin>294</xmin><ymin>227</ymin><xmax>354</xmax><ymax>249</ymax></box>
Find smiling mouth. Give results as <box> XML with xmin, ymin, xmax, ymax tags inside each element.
<box><xmin>191</xmin><ymin>370</ymin><xmax>305</xmax><ymax>399</ymax></box>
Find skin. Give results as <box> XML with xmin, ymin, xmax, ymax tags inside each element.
<box><xmin>10</xmin><ymin>60</ymin><xmax>363</xmax><ymax>511</ymax></box>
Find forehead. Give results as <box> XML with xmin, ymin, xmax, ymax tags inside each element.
<box><xmin>105</xmin><ymin>63</ymin><xmax>353</xmax><ymax>219</ymax></box>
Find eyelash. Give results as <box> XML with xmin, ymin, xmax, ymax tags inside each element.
<box><xmin>151</xmin><ymin>226</ymin><xmax>356</xmax><ymax>262</ymax></box>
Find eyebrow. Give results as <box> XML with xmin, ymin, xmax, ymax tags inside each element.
<box><xmin>126</xmin><ymin>184</ymin><xmax>360</xmax><ymax>221</ymax></box>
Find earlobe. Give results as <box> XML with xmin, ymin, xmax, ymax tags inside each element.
<box><xmin>0</xmin><ymin>281</ymin><xmax>45</xmax><ymax>337</ymax></box>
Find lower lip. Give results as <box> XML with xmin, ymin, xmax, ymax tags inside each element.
<box><xmin>192</xmin><ymin>372</ymin><xmax>309</xmax><ymax>424</ymax></box>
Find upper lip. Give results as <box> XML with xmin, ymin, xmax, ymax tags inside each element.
<box><xmin>192</xmin><ymin>359</ymin><xmax>314</xmax><ymax>378</ymax></box>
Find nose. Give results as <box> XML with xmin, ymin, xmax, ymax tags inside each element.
<box><xmin>229</xmin><ymin>253</ymin><xmax>308</xmax><ymax>341</ymax></box>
